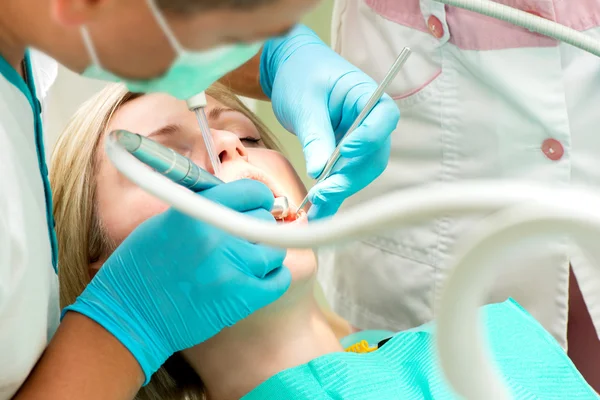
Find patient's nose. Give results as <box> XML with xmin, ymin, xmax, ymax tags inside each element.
<box><xmin>213</xmin><ymin>129</ymin><xmax>249</xmax><ymax>163</ymax></box>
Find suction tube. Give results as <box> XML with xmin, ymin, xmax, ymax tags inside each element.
<box><xmin>435</xmin><ymin>0</ymin><xmax>600</xmax><ymax>56</ymax></box>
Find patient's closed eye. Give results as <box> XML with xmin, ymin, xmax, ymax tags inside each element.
<box><xmin>240</xmin><ymin>137</ymin><xmax>261</xmax><ymax>147</ymax></box>
<box><xmin>147</xmin><ymin>123</ymin><xmax>184</xmax><ymax>140</ymax></box>
<box><xmin>147</xmin><ymin>124</ymin><xmax>193</xmax><ymax>157</ymax></box>
<box><xmin>208</xmin><ymin>106</ymin><xmax>263</xmax><ymax>145</ymax></box>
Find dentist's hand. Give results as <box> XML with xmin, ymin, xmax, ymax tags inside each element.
<box><xmin>63</xmin><ymin>180</ymin><xmax>289</xmax><ymax>384</ymax></box>
<box><xmin>260</xmin><ymin>25</ymin><xmax>399</xmax><ymax>219</ymax></box>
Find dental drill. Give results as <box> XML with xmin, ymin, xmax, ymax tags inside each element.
<box><xmin>109</xmin><ymin>130</ymin><xmax>290</xmax><ymax>220</ymax></box>
<box><xmin>187</xmin><ymin>92</ymin><xmax>222</xmax><ymax>176</ymax></box>
<box><xmin>296</xmin><ymin>47</ymin><xmax>412</xmax><ymax>216</ymax></box>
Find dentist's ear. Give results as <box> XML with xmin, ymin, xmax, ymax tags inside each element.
<box><xmin>50</xmin><ymin>0</ymin><xmax>112</xmax><ymax>26</ymax></box>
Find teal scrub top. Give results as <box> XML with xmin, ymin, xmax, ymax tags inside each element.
<box><xmin>243</xmin><ymin>299</ymin><xmax>598</xmax><ymax>399</ymax></box>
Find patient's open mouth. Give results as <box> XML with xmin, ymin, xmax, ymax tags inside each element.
<box><xmin>218</xmin><ymin>164</ymin><xmax>299</xmax><ymax>222</ymax></box>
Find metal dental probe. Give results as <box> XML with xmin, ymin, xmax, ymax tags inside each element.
<box><xmin>110</xmin><ymin>130</ymin><xmax>290</xmax><ymax>220</ymax></box>
<box><xmin>295</xmin><ymin>47</ymin><xmax>412</xmax><ymax>216</ymax></box>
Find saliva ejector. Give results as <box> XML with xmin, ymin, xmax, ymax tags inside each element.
<box><xmin>187</xmin><ymin>92</ymin><xmax>222</xmax><ymax>176</ymax></box>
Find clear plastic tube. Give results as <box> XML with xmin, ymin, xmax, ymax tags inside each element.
<box><xmin>195</xmin><ymin>107</ymin><xmax>221</xmax><ymax>176</ymax></box>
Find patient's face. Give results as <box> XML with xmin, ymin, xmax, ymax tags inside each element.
<box><xmin>95</xmin><ymin>92</ymin><xmax>315</xmax><ymax>286</ymax></box>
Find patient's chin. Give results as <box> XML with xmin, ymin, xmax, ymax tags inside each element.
<box><xmin>284</xmin><ymin>247</ymin><xmax>316</xmax><ymax>284</ymax></box>
<box><xmin>253</xmin><ymin>247</ymin><xmax>316</xmax><ymax>315</ymax></box>
<box><xmin>282</xmin><ymin>214</ymin><xmax>315</xmax><ymax>283</ymax></box>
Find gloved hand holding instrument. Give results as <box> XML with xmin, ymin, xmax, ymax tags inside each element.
<box><xmin>260</xmin><ymin>25</ymin><xmax>403</xmax><ymax>219</ymax></box>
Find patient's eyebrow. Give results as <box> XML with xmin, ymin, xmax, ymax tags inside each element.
<box><xmin>147</xmin><ymin>123</ymin><xmax>183</xmax><ymax>139</ymax></box>
<box><xmin>208</xmin><ymin>106</ymin><xmax>243</xmax><ymax>121</ymax></box>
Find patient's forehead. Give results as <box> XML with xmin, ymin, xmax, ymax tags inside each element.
<box><xmin>107</xmin><ymin>94</ymin><xmax>188</xmax><ymax>137</ymax></box>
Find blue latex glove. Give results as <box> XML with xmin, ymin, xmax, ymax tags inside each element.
<box><xmin>64</xmin><ymin>180</ymin><xmax>290</xmax><ymax>384</ymax></box>
<box><xmin>260</xmin><ymin>25</ymin><xmax>399</xmax><ymax>219</ymax></box>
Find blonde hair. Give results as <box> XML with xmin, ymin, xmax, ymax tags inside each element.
<box><xmin>50</xmin><ymin>83</ymin><xmax>281</xmax><ymax>400</ymax></box>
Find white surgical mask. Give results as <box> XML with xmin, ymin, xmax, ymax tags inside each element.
<box><xmin>81</xmin><ymin>0</ymin><xmax>262</xmax><ymax>99</ymax></box>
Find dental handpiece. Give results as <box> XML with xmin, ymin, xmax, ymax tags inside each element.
<box><xmin>296</xmin><ymin>47</ymin><xmax>412</xmax><ymax>216</ymax></box>
<box><xmin>187</xmin><ymin>92</ymin><xmax>222</xmax><ymax>176</ymax></box>
<box><xmin>110</xmin><ymin>130</ymin><xmax>290</xmax><ymax>220</ymax></box>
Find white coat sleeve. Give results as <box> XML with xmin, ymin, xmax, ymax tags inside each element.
<box><xmin>0</xmin><ymin>201</ymin><xmax>8</xmax><ymax>316</ymax></box>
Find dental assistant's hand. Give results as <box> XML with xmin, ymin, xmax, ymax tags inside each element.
<box><xmin>63</xmin><ymin>180</ymin><xmax>289</xmax><ymax>384</ymax></box>
<box><xmin>260</xmin><ymin>25</ymin><xmax>399</xmax><ymax>219</ymax></box>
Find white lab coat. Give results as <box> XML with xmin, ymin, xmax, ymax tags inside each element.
<box><xmin>318</xmin><ymin>0</ymin><xmax>600</xmax><ymax>349</ymax></box>
<box><xmin>0</xmin><ymin>50</ymin><xmax>59</xmax><ymax>399</ymax></box>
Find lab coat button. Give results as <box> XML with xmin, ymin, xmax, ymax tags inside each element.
<box><xmin>541</xmin><ymin>138</ymin><xmax>564</xmax><ymax>161</ymax></box>
<box><xmin>428</xmin><ymin>15</ymin><xmax>444</xmax><ymax>39</ymax></box>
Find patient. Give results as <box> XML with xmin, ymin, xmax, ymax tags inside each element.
<box><xmin>52</xmin><ymin>83</ymin><xmax>348</xmax><ymax>400</ymax></box>
<box><xmin>50</xmin><ymin>83</ymin><xmax>597</xmax><ymax>400</ymax></box>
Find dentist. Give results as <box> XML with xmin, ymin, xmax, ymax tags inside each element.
<box><xmin>0</xmin><ymin>0</ymin><xmax>398</xmax><ymax>398</ymax></box>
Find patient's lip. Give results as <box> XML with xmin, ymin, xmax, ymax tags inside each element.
<box><xmin>290</xmin><ymin>211</ymin><xmax>308</xmax><ymax>225</ymax></box>
<box><xmin>219</xmin><ymin>162</ymin><xmax>296</xmax><ymax>210</ymax></box>
<box><xmin>280</xmin><ymin>204</ymin><xmax>302</xmax><ymax>223</ymax></box>
<box><xmin>219</xmin><ymin>163</ymin><xmax>283</xmax><ymax>196</ymax></box>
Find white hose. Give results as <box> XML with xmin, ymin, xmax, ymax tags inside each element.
<box><xmin>431</xmin><ymin>1</ymin><xmax>600</xmax><ymax>397</ymax></box>
<box><xmin>108</xmin><ymin>135</ymin><xmax>600</xmax><ymax>399</ymax></box>
<box><xmin>106</xmin><ymin>140</ymin><xmax>600</xmax><ymax>248</ymax></box>
<box><xmin>435</xmin><ymin>0</ymin><xmax>600</xmax><ymax>56</ymax></box>
<box><xmin>436</xmin><ymin>203</ymin><xmax>600</xmax><ymax>399</ymax></box>
<box><xmin>106</xmin><ymin>1</ymin><xmax>600</xmax><ymax>398</ymax></box>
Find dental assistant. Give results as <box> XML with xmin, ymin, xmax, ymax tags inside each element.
<box><xmin>318</xmin><ymin>0</ymin><xmax>600</xmax><ymax>391</ymax></box>
<box><xmin>0</xmin><ymin>0</ymin><xmax>399</xmax><ymax>398</ymax></box>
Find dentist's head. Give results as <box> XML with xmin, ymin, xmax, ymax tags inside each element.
<box><xmin>1</xmin><ymin>0</ymin><xmax>318</xmax><ymax>97</ymax></box>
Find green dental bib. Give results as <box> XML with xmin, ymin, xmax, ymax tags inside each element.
<box><xmin>243</xmin><ymin>300</ymin><xmax>597</xmax><ymax>399</ymax></box>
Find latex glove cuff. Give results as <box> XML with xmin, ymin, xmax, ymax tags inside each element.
<box><xmin>62</xmin><ymin>286</ymin><xmax>170</xmax><ymax>386</ymax></box>
<box><xmin>260</xmin><ymin>24</ymin><xmax>326</xmax><ymax>98</ymax></box>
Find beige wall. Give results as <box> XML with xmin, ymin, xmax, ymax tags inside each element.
<box><xmin>44</xmin><ymin>67</ymin><xmax>108</xmax><ymax>153</ymax></box>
